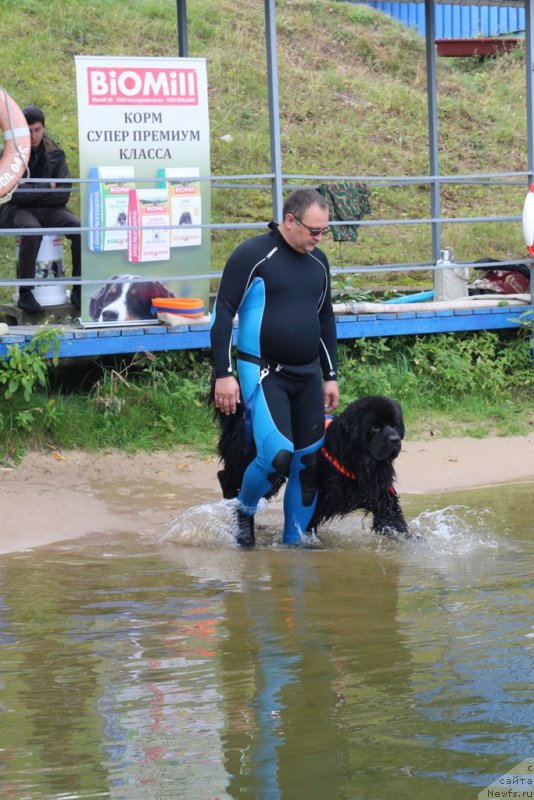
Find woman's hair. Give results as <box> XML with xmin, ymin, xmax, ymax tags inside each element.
<box><xmin>282</xmin><ymin>188</ymin><xmax>327</xmax><ymax>220</ymax></box>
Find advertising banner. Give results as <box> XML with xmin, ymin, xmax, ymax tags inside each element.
<box><xmin>75</xmin><ymin>56</ymin><xmax>210</xmax><ymax>325</ymax></box>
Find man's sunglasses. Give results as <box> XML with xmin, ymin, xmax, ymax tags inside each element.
<box><xmin>293</xmin><ymin>215</ymin><xmax>330</xmax><ymax>237</ymax></box>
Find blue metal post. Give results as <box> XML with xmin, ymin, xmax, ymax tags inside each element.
<box><xmin>176</xmin><ymin>0</ymin><xmax>188</xmax><ymax>57</ymax></box>
<box><xmin>526</xmin><ymin>0</ymin><xmax>534</xmax><ymax>183</ymax></box>
<box><xmin>264</xmin><ymin>0</ymin><xmax>284</xmax><ymax>221</ymax></box>
<box><xmin>424</xmin><ymin>0</ymin><xmax>441</xmax><ymax>261</ymax></box>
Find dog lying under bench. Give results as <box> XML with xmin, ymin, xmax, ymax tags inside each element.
<box><xmin>215</xmin><ymin>394</ymin><xmax>410</xmax><ymax>544</ymax></box>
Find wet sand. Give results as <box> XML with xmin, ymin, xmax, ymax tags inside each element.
<box><xmin>1</xmin><ymin>435</ymin><xmax>533</xmax><ymax>554</ymax></box>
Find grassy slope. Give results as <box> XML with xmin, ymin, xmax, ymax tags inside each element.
<box><xmin>0</xmin><ymin>0</ymin><xmax>530</xmax><ymax>291</ymax></box>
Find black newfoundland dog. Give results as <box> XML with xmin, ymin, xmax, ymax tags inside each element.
<box><xmin>215</xmin><ymin>395</ymin><xmax>410</xmax><ymax>540</ymax></box>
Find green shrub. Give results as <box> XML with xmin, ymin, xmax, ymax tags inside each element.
<box><xmin>0</xmin><ymin>328</ymin><xmax>60</xmax><ymax>402</ymax></box>
<box><xmin>0</xmin><ymin>330</ymin><xmax>532</xmax><ymax>460</ymax></box>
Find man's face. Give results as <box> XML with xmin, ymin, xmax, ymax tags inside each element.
<box><xmin>282</xmin><ymin>203</ymin><xmax>330</xmax><ymax>253</ymax></box>
<box><xmin>28</xmin><ymin>121</ymin><xmax>45</xmax><ymax>151</ymax></box>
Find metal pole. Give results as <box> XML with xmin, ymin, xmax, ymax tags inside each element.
<box><xmin>525</xmin><ymin>0</ymin><xmax>533</xmax><ymax>183</ymax></box>
<box><xmin>523</xmin><ymin>0</ymin><xmax>534</xmax><ymax>286</ymax></box>
<box><xmin>264</xmin><ymin>0</ymin><xmax>283</xmax><ymax>221</ymax></box>
<box><xmin>425</xmin><ymin>0</ymin><xmax>441</xmax><ymax>262</ymax></box>
<box><xmin>176</xmin><ymin>0</ymin><xmax>188</xmax><ymax>57</ymax></box>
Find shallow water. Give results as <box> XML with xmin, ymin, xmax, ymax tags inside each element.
<box><xmin>0</xmin><ymin>483</ymin><xmax>533</xmax><ymax>800</ymax></box>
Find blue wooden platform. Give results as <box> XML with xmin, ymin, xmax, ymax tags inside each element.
<box><xmin>1</xmin><ymin>303</ymin><xmax>532</xmax><ymax>359</ymax></box>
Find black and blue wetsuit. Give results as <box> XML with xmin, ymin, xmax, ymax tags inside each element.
<box><xmin>210</xmin><ymin>223</ymin><xmax>338</xmax><ymax>543</ymax></box>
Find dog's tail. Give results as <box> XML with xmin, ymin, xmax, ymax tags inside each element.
<box><xmin>210</xmin><ymin>371</ymin><xmax>249</xmax><ymax>498</ymax></box>
<box><xmin>215</xmin><ymin>405</ymin><xmax>249</xmax><ymax>499</ymax></box>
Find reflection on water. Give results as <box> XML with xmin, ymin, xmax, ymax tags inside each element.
<box><xmin>0</xmin><ymin>483</ymin><xmax>533</xmax><ymax>799</ymax></box>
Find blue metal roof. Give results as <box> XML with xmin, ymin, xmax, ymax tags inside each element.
<box><xmin>360</xmin><ymin>2</ymin><xmax>525</xmax><ymax>37</ymax></box>
<box><xmin>380</xmin><ymin>0</ymin><xmax>524</xmax><ymax>6</ymax></box>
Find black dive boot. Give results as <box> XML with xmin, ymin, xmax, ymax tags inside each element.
<box><xmin>236</xmin><ymin>507</ymin><xmax>255</xmax><ymax>548</ymax></box>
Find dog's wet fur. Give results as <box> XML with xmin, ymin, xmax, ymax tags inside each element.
<box><xmin>215</xmin><ymin>394</ymin><xmax>410</xmax><ymax>539</ymax></box>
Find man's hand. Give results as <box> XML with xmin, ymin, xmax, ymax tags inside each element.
<box><xmin>214</xmin><ymin>375</ymin><xmax>241</xmax><ymax>415</ymax></box>
<box><xmin>323</xmin><ymin>380</ymin><xmax>339</xmax><ymax>413</ymax></box>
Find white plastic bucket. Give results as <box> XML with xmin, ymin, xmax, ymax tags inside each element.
<box><xmin>16</xmin><ymin>235</ymin><xmax>68</xmax><ymax>306</ymax></box>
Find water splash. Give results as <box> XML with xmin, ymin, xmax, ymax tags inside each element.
<box><xmin>154</xmin><ymin>499</ymin><xmax>504</xmax><ymax>561</ymax></box>
<box><xmin>156</xmin><ymin>498</ymin><xmax>240</xmax><ymax>547</ymax></box>
<box><xmin>396</xmin><ymin>504</ymin><xmax>507</xmax><ymax>584</ymax></box>
<box><xmin>157</xmin><ymin>498</ymin><xmax>326</xmax><ymax>550</ymax></box>
<box><xmin>408</xmin><ymin>505</ymin><xmax>500</xmax><ymax>556</ymax></box>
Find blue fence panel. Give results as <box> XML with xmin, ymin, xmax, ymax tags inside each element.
<box><xmin>360</xmin><ymin>2</ymin><xmax>525</xmax><ymax>38</ymax></box>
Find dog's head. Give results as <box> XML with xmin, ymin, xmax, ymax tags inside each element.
<box><xmin>179</xmin><ymin>211</ymin><xmax>193</xmax><ymax>225</ymax></box>
<box><xmin>89</xmin><ymin>274</ymin><xmax>174</xmax><ymax>323</ymax></box>
<box><xmin>333</xmin><ymin>396</ymin><xmax>405</xmax><ymax>464</ymax></box>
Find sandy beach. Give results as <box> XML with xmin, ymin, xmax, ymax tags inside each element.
<box><xmin>1</xmin><ymin>435</ymin><xmax>532</xmax><ymax>554</ymax></box>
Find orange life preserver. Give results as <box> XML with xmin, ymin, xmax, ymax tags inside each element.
<box><xmin>0</xmin><ymin>89</ymin><xmax>30</xmax><ymax>200</ymax></box>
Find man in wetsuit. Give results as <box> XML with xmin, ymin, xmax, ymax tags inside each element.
<box><xmin>210</xmin><ymin>188</ymin><xmax>339</xmax><ymax>547</ymax></box>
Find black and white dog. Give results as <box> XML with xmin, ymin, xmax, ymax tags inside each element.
<box><xmin>216</xmin><ymin>395</ymin><xmax>410</xmax><ymax>539</ymax></box>
<box><xmin>89</xmin><ymin>274</ymin><xmax>174</xmax><ymax>323</ymax></box>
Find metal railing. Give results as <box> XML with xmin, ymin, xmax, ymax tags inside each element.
<box><xmin>0</xmin><ymin>169</ymin><xmax>530</xmax><ymax>298</ymax></box>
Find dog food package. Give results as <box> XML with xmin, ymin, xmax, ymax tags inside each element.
<box><xmin>127</xmin><ymin>189</ymin><xmax>171</xmax><ymax>263</ymax></box>
<box><xmin>88</xmin><ymin>166</ymin><xmax>135</xmax><ymax>252</ymax></box>
<box><xmin>157</xmin><ymin>167</ymin><xmax>202</xmax><ymax>248</ymax></box>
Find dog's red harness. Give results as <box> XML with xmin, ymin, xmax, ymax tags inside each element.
<box><xmin>321</xmin><ymin>417</ymin><xmax>397</xmax><ymax>496</ymax></box>
<box><xmin>321</xmin><ymin>417</ymin><xmax>357</xmax><ymax>479</ymax></box>
<box><xmin>321</xmin><ymin>445</ymin><xmax>359</xmax><ymax>481</ymax></box>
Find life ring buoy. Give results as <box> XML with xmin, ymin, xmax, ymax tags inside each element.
<box><xmin>522</xmin><ymin>182</ymin><xmax>534</xmax><ymax>257</ymax></box>
<box><xmin>0</xmin><ymin>89</ymin><xmax>30</xmax><ymax>200</ymax></box>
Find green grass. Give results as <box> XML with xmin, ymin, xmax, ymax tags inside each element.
<box><xmin>0</xmin><ymin>329</ymin><xmax>532</xmax><ymax>461</ymax></box>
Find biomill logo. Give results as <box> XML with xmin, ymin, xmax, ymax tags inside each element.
<box><xmin>87</xmin><ymin>68</ymin><xmax>198</xmax><ymax>106</ymax></box>
<box><xmin>479</xmin><ymin>759</ymin><xmax>534</xmax><ymax>799</ymax></box>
